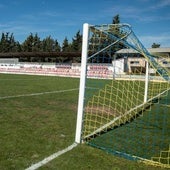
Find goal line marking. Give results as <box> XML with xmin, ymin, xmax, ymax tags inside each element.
<box><xmin>0</xmin><ymin>88</ymin><xmax>79</xmax><ymax>100</ymax></box>
<box><xmin>25</xmin><ymin>142</ymin><xmax>78</xmax><ymax>170</ymax></box>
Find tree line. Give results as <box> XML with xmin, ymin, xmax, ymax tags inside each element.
<box><xmin>0</xmin><ymin>15</ymin><xmax>160</xmax><ymax>63</ymax></box>
<box><xmin>0</xmin><ymin>31</ymin><xmax>82</xmax><ymax>53</ymax></box>
<box><xmin>0</xmin><ymin>31</ymin><xmax>82</xmax><ymax>62</ymax></box>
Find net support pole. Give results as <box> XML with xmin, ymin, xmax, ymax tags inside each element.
<box><xmin>144</xmin><ymin>60</ymin><xmax>149</xmax><ymax>103</ymax></box>
<box><xmin>75</xmin><ymin>23</ymin><xmax>89</xmax><ymax>143</ymax></box>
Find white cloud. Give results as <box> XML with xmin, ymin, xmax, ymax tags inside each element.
<box><xmin>150</xmin><ymin>0</ymin><xmax>170</xmax><ymax>9</ymax></box>
<box><xmin>103</xmin><ymin>1</ymin><xmax>170</xmax><ymax>23</ymax></box>
<box><xmin>139</xmin><ymin>33</ymin><xmax>170</xmax><ymax>47</ymax></box>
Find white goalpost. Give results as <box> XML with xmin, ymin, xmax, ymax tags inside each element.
<box><xmin>75</xmin><ymin>23</ymin><xmax>89</xmax><ymax>143</ymax></box>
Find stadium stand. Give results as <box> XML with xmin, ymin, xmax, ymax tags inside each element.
<box><xmin>0</xmin><ymin>61</ymin><xmax>113</xmax><ymax>78</ymax></box>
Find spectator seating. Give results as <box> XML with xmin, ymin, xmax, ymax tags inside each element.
<box><xmin>0</xmin><ymin>63</ymin><xmax>113</xmax><ymax>79</ymax></box>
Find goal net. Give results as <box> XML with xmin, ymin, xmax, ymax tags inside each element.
<box><xmin>75</xmin><ymin>23</ymin><xmax>170</xmax><ymax>168</ymax></box>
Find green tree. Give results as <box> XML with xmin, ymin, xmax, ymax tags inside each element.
<box><xmin>112</xmin><ymin>14</ymin><xmax>120</xmax><ymax>24</ymax></box>
<box><xmin>42</xmin><ymin>36</ymin><xmax>54</xmax><ymax>52</ymax></box>
<box><xmin>32</xmin><ymin>33</ymin><xmax>41</xmax><ymax>52</ymax></box>
<box><xmin>71</xmin><ymin>30</ymin><xmax>82</xmax><ymax>52</ymax></box>
<box><xmin>15</xmin><ymin>41</ymin><xmax>22</xmax><ymax>52</ymax></box>
<box><xmin>41</xmin><ymin>36</ymin><xmax>61</xmax><ymax>52</ymax></box>
<box><xmin>111</xmin><ymin>14</ymin><xmax>122</xmax><ymax>37</ymax></box>
<box><xmin>0</xmin><ymin>32</ymin><xmax>18</xmax><ymax>52</ymax></box>
<box><xmin>62</xmin><ymin>37</ymin><xmax>71</xmax><ymax>52</ymax></box>
<box><xmin>0</xmin><ymin>32</ymin><xmax>8</xmax><ymax>52</ymax></box>
<box><xmin>70</xmin><ymin>30</ymin><xmax>82</xmax><ymax>62</ymax></box>
<box><xmin>151</xmin><ymin>43</ymin><xmax>160</xmax><ymax>48</ymax></box>
<box><xmin>22</xmin><ymin>33</ymin><xmax>34</xmax><ymax>52</ymax></box>
<box><xmin>59</xmin><ymin>37</ymin><xmax>71</xmax><ymax>62</ymax></box>
<box><xmin>22</xmin><ymin>33</ymin><xmax>42</xmax><ymax>52</ymax></box>
<box><xmin>54</xmin><ymin>40</ymin><xmax>61</xmax><ymax>52</ymax></box>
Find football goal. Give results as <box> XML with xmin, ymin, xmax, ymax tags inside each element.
<box><xmin>75</xmin><ymin>23</ymin><xmax>170</xmax><ymax>168</ymax></box>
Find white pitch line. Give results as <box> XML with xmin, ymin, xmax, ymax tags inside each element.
<box><xmin>25</xmin><ymin>142</ymin><xmax>78</xmax><ymax>170</ymax></box>
<box><xmin>0</xmin><ymin>88</ymin><xmax>79</xmax><ymax>100</ymax></box>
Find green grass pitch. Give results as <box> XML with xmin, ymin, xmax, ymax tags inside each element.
<box><xmin>0</xmin><ymin>73</ymin><xmax>168</xmax><ymax>170</ymax></box>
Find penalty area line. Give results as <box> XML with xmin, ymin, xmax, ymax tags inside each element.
<box><xmin>0</xmin><ymin>88</ymin><xmax>79</xmax><ymax>100</ymax></box>
<box><xmin>25</xmin><ymin>142</ymin><xmax>78</xmax><ymax>170</ymax></box>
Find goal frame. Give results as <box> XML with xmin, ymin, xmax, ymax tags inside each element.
<box><xmin>75</xmin><ymin>23</ymin><xmax>170</xmax><ymax>168</ymax></box>
<box><xmin>75</xmin><ymin>23</ymin><xmax>150</xmax><ymax>144</ymax></box>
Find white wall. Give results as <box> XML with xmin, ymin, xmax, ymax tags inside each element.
<box><xmin>112</xmin><ymin>59</ymin><xmax>124</xmax><ymax>74</ymax></box>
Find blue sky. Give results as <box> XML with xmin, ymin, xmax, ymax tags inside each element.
<box><xmin>0</xmin><ymin>0</ymin><xmax>170</xmax><ymax>48</ymax></box>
